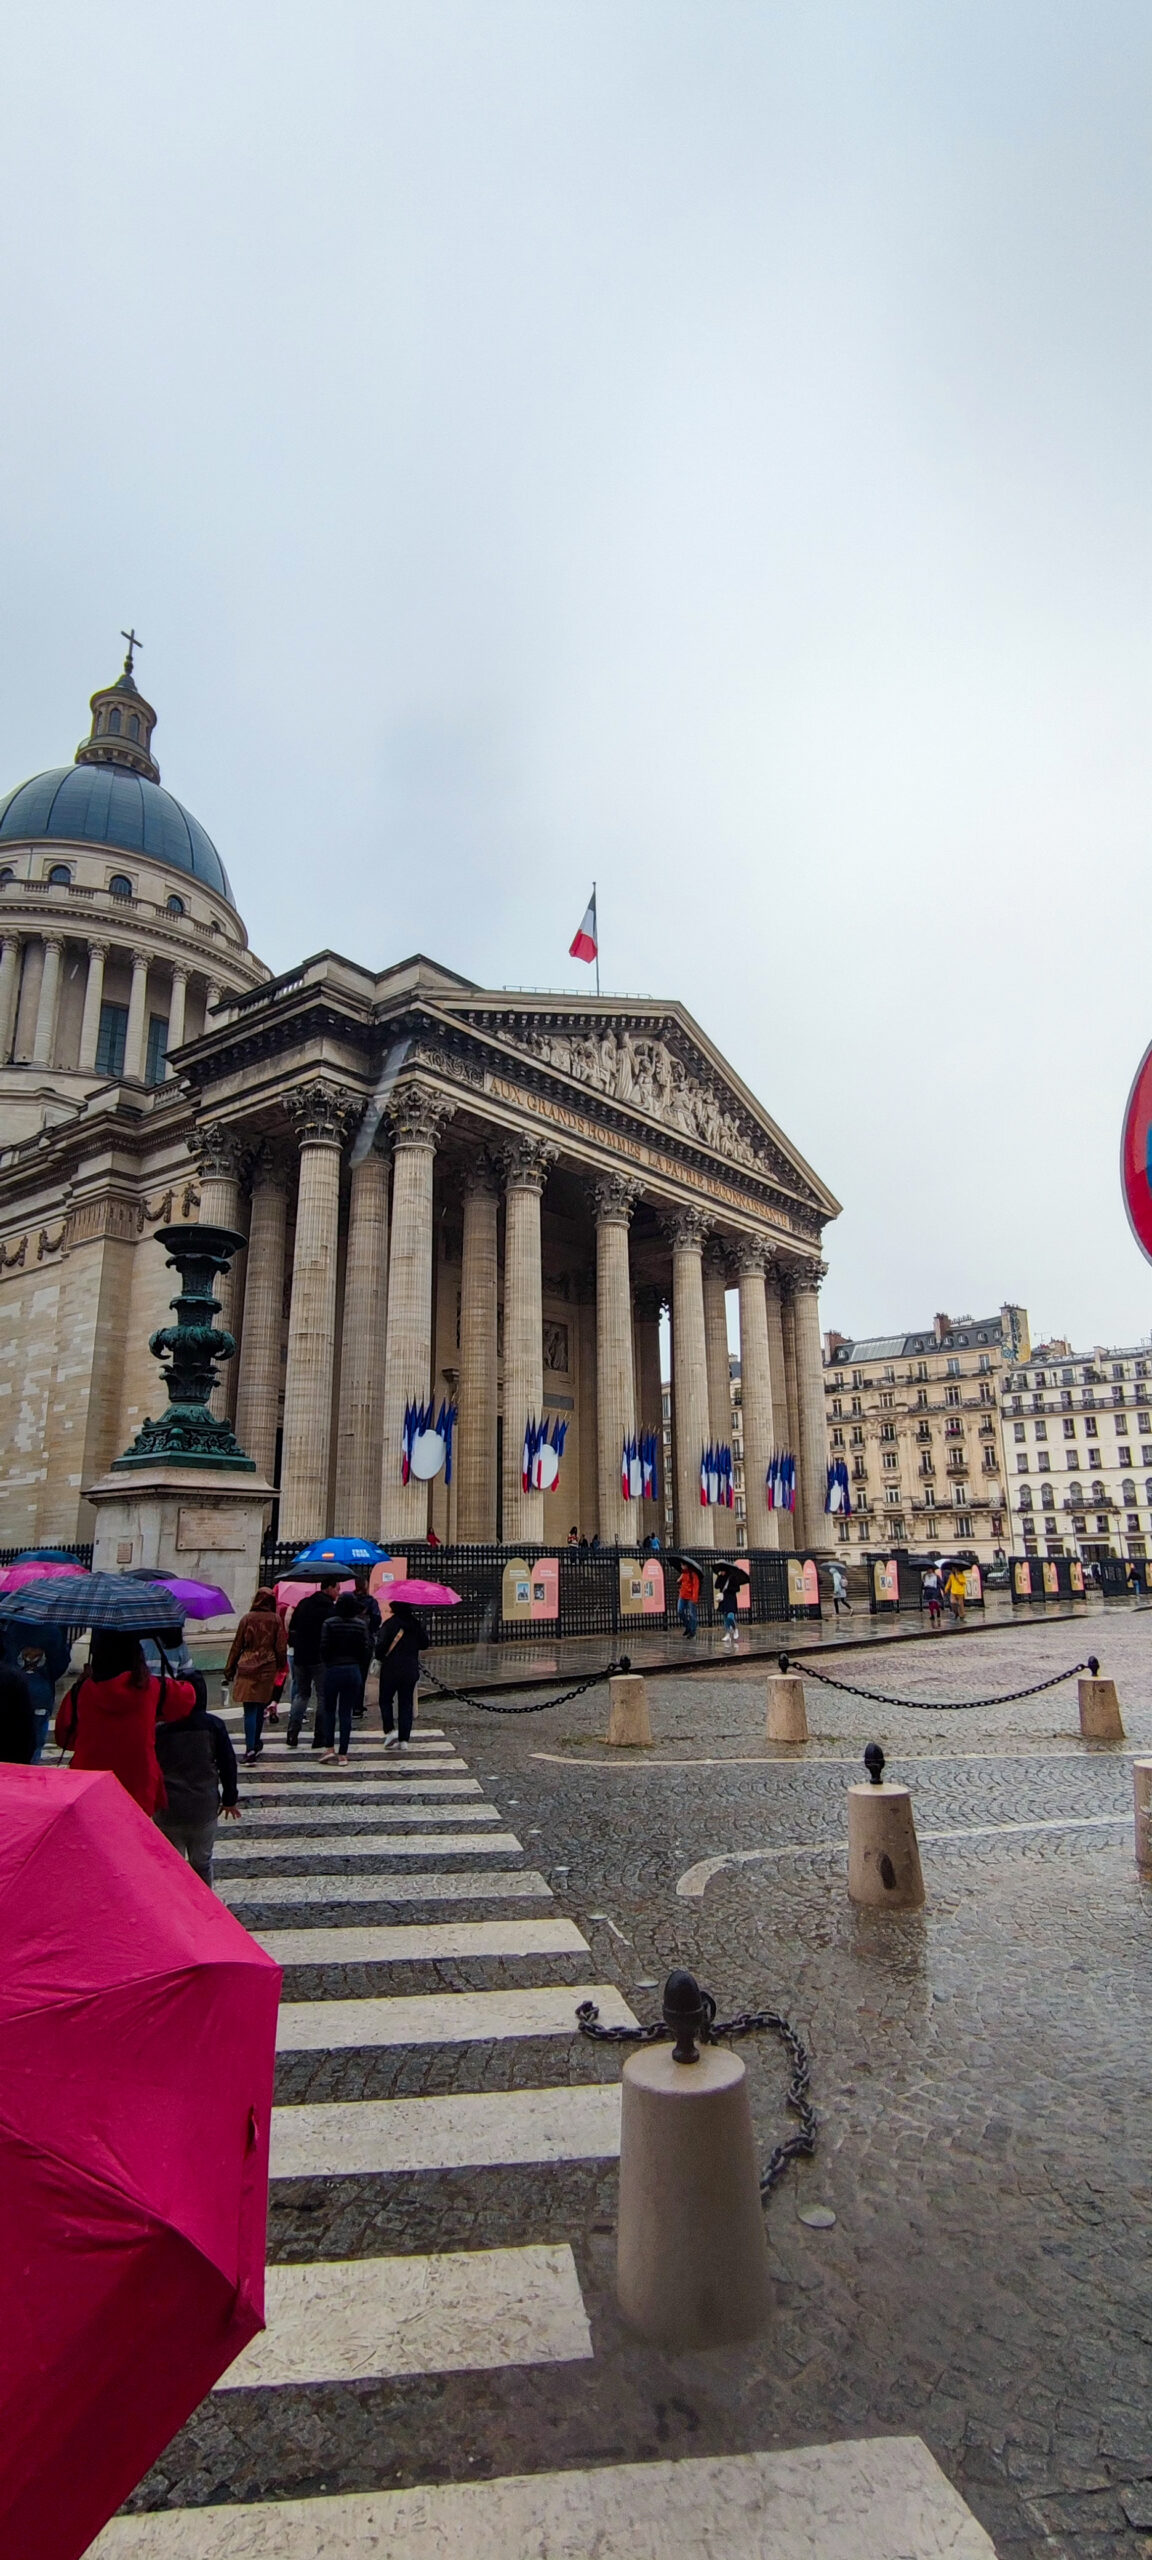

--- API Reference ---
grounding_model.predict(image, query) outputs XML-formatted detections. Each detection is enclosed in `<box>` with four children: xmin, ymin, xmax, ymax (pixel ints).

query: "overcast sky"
<box><xmin>2</xmin><ymin>3</ymin><xmax>1150</xmax><ymax>1351</ymax></box>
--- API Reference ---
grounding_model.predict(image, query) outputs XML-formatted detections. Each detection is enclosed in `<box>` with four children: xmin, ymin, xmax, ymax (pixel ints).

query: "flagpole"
<box><xmin>593</xmin><ymin>879</ymin><xmax>599</xmax><ymax>997</ymax></box>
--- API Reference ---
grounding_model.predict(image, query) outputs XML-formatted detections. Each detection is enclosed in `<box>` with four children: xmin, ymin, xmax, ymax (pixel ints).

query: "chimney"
<box><xmin>933</xmin><ymin>1313</ymin><xmax>951</xmax><ymax>1345</ymax></box>
<box><xmin>823</xmin><ymin>1330</ymin><xmax>848</xmax><ymax>1361</ymax></box>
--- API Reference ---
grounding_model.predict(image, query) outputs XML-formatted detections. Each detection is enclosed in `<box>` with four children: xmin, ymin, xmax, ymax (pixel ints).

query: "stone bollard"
<box><xmin>847</xmin><ymin>1745</ymin><xmax>925</xmax><ymax>1910</ymax></box>
<box><xmin>1078</xmin><ymin>1656</ymin><xmax>1125</xmax><ymax>1741</ymax></box>
<box><xmin>766</xmin><ymin>1670</ymin><xmax>808</xmax><ymax>1743</ymax></box>
<box><xmin>1133</xmin><ymin>1761</ymin><xmax>1152</xmax><ymax>1872</ymax></box>
<box><xmin>616</xmin><ymin>1972</ymin><xmax>772</xmax><ymax>2349</ymax></box>
<box><xmin>607</xmin><ymin>1673</ymin><xmax>653</xmax><ymax>1748</ymax></box>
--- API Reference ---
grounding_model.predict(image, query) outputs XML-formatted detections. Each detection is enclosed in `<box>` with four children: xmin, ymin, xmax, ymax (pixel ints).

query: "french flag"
<box><xmin>569</xmin><ymin>889</ymin><xmax>598</xmax><ymax>964</ymax></box>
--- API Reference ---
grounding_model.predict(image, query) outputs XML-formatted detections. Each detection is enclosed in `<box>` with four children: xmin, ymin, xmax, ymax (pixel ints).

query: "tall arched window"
<box><xmin>109</xmin><ymin>875</ymin><xmax>133</xmax><ymax>899</ymax></box>
<box><xmin>128</xmin><ymin>713</ymin><xmax>140</xmax><ymax>741</ymax></box>
<box><xmin>1041</xmin><ymin>1485</ymin><xmax>1055</xmax><ymax>1509</ymax></box>
<box><xmin>107</xmin><ymin>707</ymin><xmax>121</xmax><ymax>735</ymax></box>
<box><xmin>1091</xmin><ymin>1481</ymin><xmax>1106</xmax><ymax>1503</ymax></box>
<box><xmin>1069</xmin><ymin>1482</ymin><xmax>1083</xmax><ymax>1501</ymax></box>
<box><xmin>1122</xmin><ymin>1478</ymin><xmax>1136</xmax><ymax>1504</ymax></box>
<box><xmin>1019</xmin><ymin>1486</ymin><xmax>1033</xmax><ymax>1509</ymax></box>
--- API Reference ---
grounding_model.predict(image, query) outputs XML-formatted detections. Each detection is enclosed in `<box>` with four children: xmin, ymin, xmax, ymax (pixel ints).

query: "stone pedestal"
<box><xmin>85</xmin><ymin>1465</ymin><xmax>275</xmax><ymax>1626</ymax></box>
<box><xmin>1078</xmin><ymin>1675</ymin><xmax>1125</xmax><ymax>1741</ymax></box>
<box><xmin>616</xmin><ymin>2042</ymin><xmax>772</xmax><ymax>2348</ymax></box>
<box><xmin>766</xmin><ymin>1673</ymin><xmax>808</xmax><ymax>1742</ymax></box>
<box><xmin>607</xmin><ymin>1673</ymin><xmax>653</xmax><ymax>1747</ymax></box>
<box><xmin>847</xmin><ymin>1782</ymin><xmax>925</xmax><ymax>1909</ymax></box>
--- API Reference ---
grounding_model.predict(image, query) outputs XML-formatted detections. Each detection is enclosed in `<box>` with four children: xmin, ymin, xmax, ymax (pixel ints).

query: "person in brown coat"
<box><xmin>225</xmin><ymin>1587</ymin><xmax>288</xmax><ymax>1761</ymax></box>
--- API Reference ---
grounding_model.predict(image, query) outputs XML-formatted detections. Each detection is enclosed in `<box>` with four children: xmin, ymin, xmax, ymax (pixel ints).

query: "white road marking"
<box><xmin>90</xmin><ymin>2435</ymin><xmax>996</xmax><ymax>2555</ymax></box>
<box><xmin>270</xmin><ymin>2082</ymin><xmax>622</xmax><ymax>2177</ymax></box>
<box><xmin>214</xmin><ymin>2245</ymin><xmax>592</xmax><ymax>2388</ymax></box>
<box><xmin>276</xmin><ymin>1982</ymin><xmax>637</xmax><ymax>2050</ymax></box>
<box><xmin>214</xmin><ymin>1832</ymin><xmax>523</xmax><ymax>1861</ymax></box>
<box><xmin>241</xmin><ymin>1803</ymin><xmax>498</xmax><ymax>1826</ymax></box>
<box><xmin>220</xmin><ymin>1870</ymin><xmax>552</xmax><ymax>1908</ymax></box>
<box><xmin>256</xmin><ymin>1917</ymin><xmax>591</xmax><ymax>1965</ymax></box>
<box><xmin>677</xmin><ymin>1812</ymin><xmax>1130</xmax><ymax>1897</ymax></box>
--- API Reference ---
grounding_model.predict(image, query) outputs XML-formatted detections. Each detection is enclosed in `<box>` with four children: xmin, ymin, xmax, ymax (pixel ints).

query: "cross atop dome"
<box><xmin>75</xmin><ymin>636</ymin><xmax>160</xmax><ymax>783</ymax></box>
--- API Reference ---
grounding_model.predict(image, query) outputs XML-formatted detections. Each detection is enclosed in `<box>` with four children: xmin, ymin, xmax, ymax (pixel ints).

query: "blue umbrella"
<box><xmin>16</xmin><ymin>1547</ymin><xmax>83</xmax><ymax>1564</ymax></box>
<box><xmin>286</xmin><ymin>1538</ymin><xmax>390</xmax><ymax>1574</ymax></box>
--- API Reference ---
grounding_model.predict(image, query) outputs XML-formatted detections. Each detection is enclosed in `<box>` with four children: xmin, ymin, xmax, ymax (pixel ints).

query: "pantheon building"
<box><xmin>0</xmin><ymin>651</ymin><xmax>839</xmax><ymax>1557</ymax></box>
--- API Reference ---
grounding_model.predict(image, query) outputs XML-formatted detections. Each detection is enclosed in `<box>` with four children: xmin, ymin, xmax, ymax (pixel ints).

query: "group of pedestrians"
<box><xmin>225</xmin><ymin>1576</ymin><xmax>429</xmax><ymax>1768</ymax></box>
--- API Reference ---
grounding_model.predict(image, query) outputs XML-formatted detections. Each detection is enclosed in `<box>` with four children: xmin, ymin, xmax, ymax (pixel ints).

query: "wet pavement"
<box><xmin>111</xmin><ymin>1606</ymin><xmax>1152</xmax><ymax>2556</ymax></box>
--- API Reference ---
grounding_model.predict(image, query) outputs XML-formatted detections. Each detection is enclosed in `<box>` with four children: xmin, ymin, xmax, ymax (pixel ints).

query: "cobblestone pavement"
<box><xmin>110</xmin><ymin>1609</ymin><xmax>1152</xmax><ymax>2556</ymax></box>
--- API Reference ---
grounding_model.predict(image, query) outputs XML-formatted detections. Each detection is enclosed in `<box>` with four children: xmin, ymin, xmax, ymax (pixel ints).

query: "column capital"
<box><xmin>286</xmin><ymin>1080</ymin><xmax>360</xmax><ymax>1150</ymax></box>
<box><xmin>389</xmin><ymin>1079</ymin><xmax>457</xmax><ymax>1151</ymax></box>
<box><xmin>130</xmin><ymin>947</ymin><xmax>150</xmax><ymax>974</ymax></box>
<box><xmin>40</xmin><ymin>932</ymin><xmax>65</xmax><ymax>956</ymax></box>
<box><xmin>791</xmin><ymin>1259</ymin><xmax>828</xmax><ymax>1295</ymax></box>
<box><xmin>85</xmin><ymin>935</ymin><xmax>111</xmax><ymax>959</ymax></box>
<box><xmin>169</xmin><ymin>959</ymin><xmax>190</xmax><ymax>986</ymax></box>
<box><xmin>662</xmin><ymin>1205</ymin><xmax>711</xmax><ymax>1255</ymax></box>
<box><xmin>462</xmin><ymin>1150</ymin><xmax>501</xmax><ymax>1200</ymax></box>
<box><xmin>633</xmin><ymin>1282</ymin><xmax>666</xmax><ymax>1323</ymax></box>
<box><xmin>0</xmin><ymin>930</ymin><xmax>21</xmax><ymax>955</ymax></box>
<box><xmin>501</xmin><ymin>1134</ymin><xmax>557</xmax><ymax>1193</ymax></box>
<box><xmin>190</xmin><ymin>1119</ymin><xmax>250</xmax><ymax>1184</ymax></box>
<box><xmin>590</xmin><ymin>1172</ymin><xmax>642</xmax><ymax>1225</ymax></box>
<box><xmin>734</xmin><ymin>1233</ymin><xmax>772</xmax><ymax>1277</ymax></box>
<box><xmin>249</xmin><ymin>1137</ymin><xmax>295</xmax><ymax>1193</ymax></box>
<box><xmin>704</xmin><ymin>1235</ymin><xmax>736</xmax><ymax>1281</ymax></box>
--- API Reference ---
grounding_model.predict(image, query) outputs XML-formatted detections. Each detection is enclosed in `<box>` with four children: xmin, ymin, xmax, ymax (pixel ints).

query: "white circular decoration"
<box><xmin>410</xmin><ymin>1429</ymin><xmax>447</xmax><ymax>1480</ymax></box>
<box><xmin>535</xmin><ymin>1444</ymin><xmax>560</xmax><ymax>1491</ymax></box>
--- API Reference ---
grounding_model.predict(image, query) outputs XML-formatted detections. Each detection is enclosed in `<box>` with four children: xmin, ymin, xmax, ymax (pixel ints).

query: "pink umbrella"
<box><xmin>380</xmin><ymin>1579</ymin><xmax>461</xmax><ymax>1606</ymax></box>
<box><xmin>0</xmin><ymin>1562</ymin><xmax>85</xmax><ymax>1593</ymax></box>
<box><xmin>0</xmin><ymin>1765</ymin><xmax>280</xmax><ymax>2558</ymax></box>
<box><xmin>274</xmin><ymin>1577</ymin><xmax>353</xmax><ymax>1628</ymax></box>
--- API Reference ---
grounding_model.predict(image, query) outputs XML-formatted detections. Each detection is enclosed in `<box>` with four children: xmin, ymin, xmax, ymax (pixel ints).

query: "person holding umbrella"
<box><xmin>284</xmin><ymin>1583</ymin><xmax>337</xmax><ymax>1748</ymax></box>
<box><xmin>318</xmin><ymin>1594</ymin><xmax>374</xmax><ymax>1765</ymax></box>
<box><xmin>374</xmin><ymin>1600</ymin><xmax>429</xmax><ymax>1751</ymax></box>
<box><xmin>224</xmin><ymin>1588</ymin><xmax>288</xmax><ymax>1762</ymax></box>
<box><xmin>56</xmin><ymin>1633</ymin><xmax>197</xmax><ymax>1816</ymax></box>
<box><xmin>154</xmin><ymin>1677</ymin><xmax>241</xmax><ymax>1887</ymax></box>
<box><xmin>713</xmin><ymin>1558</ymin><xmax>747</xmax><ymax>1645</ymax></box>
<box><xmin>676</xmin><ymin>1559</ymin><xmax>701</xmax><ymax>1640</ymax></box>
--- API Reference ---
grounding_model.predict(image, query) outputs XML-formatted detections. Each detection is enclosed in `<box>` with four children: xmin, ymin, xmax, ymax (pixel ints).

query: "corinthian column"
<box><xmin>77</xmin><ymin>938</ymin><xmax>109</xmax><ymax>1072</ymax></box>
<box><xmin>665</xmin><ymin>1207</ymin><xmax>714</xmax><ymax>1548</ymax></box>
<box><xmin>31</xmin><ymin>935</ymin><xmax>64</xmax><ymax>1068</ymax></box>
<box><xmin>633</xmin><ymin>1283</ymin><xmax>665</xmax><ymax>1536</ymax></box>
<box><xmin>334</xmin><ymin>1143</ymin><xmax>390</xmax><ymax>1532</ymax></box>
<box><xmin>0</xmin><ymin>935</ymin><xmax>21</xmax><ymax>1064</ymax></box>
<box><xmin>456</xmin><ymin>1158</ymin><xmax>500</xmax><ymax>1541</ymax></box>
<box><xmin>791</xmin><ymin>1266</ymin><xmax>831</xmax><ymax>1552</ymax></box>
<box><xmin>736</xmin><ymin>1239</ymin><xmax>777</xmax><ymax>1551</ymax></box>
<box><xmin>167</xmin><ymin>965</ymin><xmax>189</xmax><ymax>1065</ymax></box>
<box><xmin>501</xmin><ymin>1137</ymin><xmax>556</xmax><ymax>1544</ymax></box>
<box><xmin>279</xmin><ymin>1083</ymin><xmax>357</xmax><ymax>1542</ymax></box>
<box><xmin>379</xmin><ymin>1082</ymin><xmax>457</xmax><ymax>1539</ymax></box>
<box><xmin>764</xmin><ymin>1266</ymin><xmax>794</xmax><ymax>1551</ymax></box>
<box><xmin>234</xmin><ymin>1144</ymin><xmax>292</xmax><ymax>1484</ymax></box>
<box><xmin>124</xmin><ymin>951</ymin><xmax>149</xmax><ymax>1081</ymax></box>
<box><xmin>591</xmin><ymin>1175</ymin><xmax>640</xmax><ymax>1545</ymax></box>
<box><xmin>191</xmin><ymin>1121</ymin><xmax>249</xmax><ymax>1417</ymax></box>
<box><xmin>703</xmin><ymin>1239</ymin><xmax>736</xmax><ymax>1547</ymax></box>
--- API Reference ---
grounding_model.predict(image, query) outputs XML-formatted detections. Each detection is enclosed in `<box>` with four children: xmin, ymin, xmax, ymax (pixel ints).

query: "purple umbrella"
<box><xmin>123</xmin><ymin>1570</ymin><xmax>235</xmax><ymax>1619</ymax></box>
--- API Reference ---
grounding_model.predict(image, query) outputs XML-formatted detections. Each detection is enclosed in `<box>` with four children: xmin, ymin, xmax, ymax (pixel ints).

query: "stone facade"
<box><xmin>1002</xmin><ymin>1337</ymin><xmax>1152</xmax><ymax>1565</ymax></box>
<box><xmin>0</xmin><ymin>670</ymin><xmax>840</xmax><ymax>1551</ymax></box>
<box><xmin>823</xmin><ymin>1306</ymin><xmax>1029</xmax><ymax>1562</ymax></box>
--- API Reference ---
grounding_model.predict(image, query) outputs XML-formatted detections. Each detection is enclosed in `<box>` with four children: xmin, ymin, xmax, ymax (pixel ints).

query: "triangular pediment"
<box><xmin>428</xmin><ymin>991</ymin><xmax>839</xmax><ymax>1222</ymax></box>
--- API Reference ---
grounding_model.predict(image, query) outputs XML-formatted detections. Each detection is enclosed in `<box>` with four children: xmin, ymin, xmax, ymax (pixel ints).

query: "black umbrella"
<box><xmin>663</xmin><ymin>1551</ymin><xmax>711</xmax><ymax>1574</ymax></box>
<box><xmin>0</xmin><ymin>1574</ymin><xmax>185</xmax><ymax>1634</ymax></box>
<box><xmin>712</xmin><ymin>1561</ymin><xmax>750</xmax><ymax>1586</ymax></box>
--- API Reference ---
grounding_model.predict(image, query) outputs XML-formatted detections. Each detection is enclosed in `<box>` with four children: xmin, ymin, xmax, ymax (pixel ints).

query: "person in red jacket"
<box><xmin>55</xmin><ymin>1631</ymin><xmax>196</xmax><ymax>1817</ymax></box>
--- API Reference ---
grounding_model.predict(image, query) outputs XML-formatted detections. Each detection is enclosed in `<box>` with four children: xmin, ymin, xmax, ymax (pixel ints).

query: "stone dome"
<box><xmin>0</xmin><ymin>763</ymin><xmax>234</xmax><ymax>904</ymax></box>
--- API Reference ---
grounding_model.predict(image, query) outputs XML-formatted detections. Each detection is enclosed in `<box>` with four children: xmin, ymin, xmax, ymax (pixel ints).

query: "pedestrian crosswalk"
<box><xmin>91</xmin><ymin>1711</ymin><xmax>997</xmax><ymax>2557</ymax></box>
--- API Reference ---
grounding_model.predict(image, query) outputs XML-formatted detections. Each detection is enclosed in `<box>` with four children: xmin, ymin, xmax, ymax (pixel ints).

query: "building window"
<box><xmin>1041</xmin><ymin>1486</ymin><xmax>1055</xmax><ymax>1510</ymax></box>
<box><xmin>46</xmin><ymin>863</ymin><xmax>71</xmax><ymax>886</ymax></box>
<box><xmin>1096</xmin><ymin>1517</ymin><xmax>1110</xmax><ymax>1534</ymax></box>
<box><xmin>916</xmin><ymin>1388</ymin><xmax>928</xmax><ymax>1409</ymax></box>
<box><xmin>1067</xmin><ymin>1450</ymin><xmax>1079</xmax><ymax>1468</ymax></box>
<box><xmin>1128</xmin><ymin>1513</ymin><xmax>1141</xmax><ymax>1533</ymax></box>
<box><xmin>880</xmin><ymin>1422</ymin><xmax>896</xmax><ymax>1442</ymax></box>
<box><xmin>1014</xmin><ymin>1422</ymin><xmax>1026</xmax><ymax>1441</ymax></box>
<box><xmin>1034</xmin><ymin>1420</ymin><xmax>1047</xmax><ymax>1439</ymax></box>
<box><xmin>831</xmin><ymin>1427</ymin><xmax>844</xmax><ymax>1448</ymax></box>
<box><xmin>94</xmin><ymin>1001</ymin><xmax>128</xmax><ymax>1079</ymax></box>
<box><xmin>851</xmin><ymin>1427</ymin><xmax>863</xmax><ymax>1447</ymax></box>
<box><xmin>128</xmin><ymin>713</ymin><xmax>140</xmax><ymax>741</ymax></box>
<box><xmin>1085</xmin><ymin>1417</ymin><xmax>1098</xmax><ymax>1437</ymax></box>
<box><xmin>1037</xmin><ymin>1454</ymin><xmax>1051</xmax><ymax>1472</ymax></box>
<box><xmin>109</xmin><ymin>874</ymin><xmax>133</xmax><ymax>898</ymax></box>
<box><xmin>882</xmin><ymin>1451</ymin><xmax>898</xmax><ymax>1470</ymax></box>
<box><xmin>1063</xmin><ymin>1418</ymin><xmax>1076</xmax><ymax>1436</ymax></box>
<box><xmin>1019</xmin><ymin>1488</ymin><xmax>1033</xmax><ymax>1509</ymax></box>
<box><xmin>0</xmin><ymin>866</ymin><xmax>13</xmax><ymax>884</ymax></box>
<box><xmin>884</xmin><ymin>1488</ymin><xmax>901</xmax><ymax>1507</ymax></box>
<box><xmin>107</xmin><ymin>706</ymin><xmax>122</xmax><ymax>734</ymax></box>
<box><xmin>957</xmin><ymin>1515</ymin><xmax>973</xmax><ymax>1537</ymax></box>
<box><xmin>852</xmin><ymin>1372</ymin><xmax>863</xmax><ymax>1389</ymax></box>
<box><xmin>166</xmin><ymin>893</ymin><xmax>186</xmax><ymax>916</ymax></box>
<box><xmin>1017</xmin><ymin>1454</ymin><xmax>1029</xmax><ymax>1471</ymax></box>
<box><xmin>979</xmin><ymin>1382</ymin><xmax>993</xmax><ymax>1404</ymax></box>
<box><xmin>946</xmin><ymin>1358</ymin><xmax>960</xmax><ymax>1377</ymax></box>
<box><xmin>1122</xmin><ymin>1479</ymin><xmax>1137</xmax><ymax>1504</ymax></box>
<box><xmin>1091</xmin><ymin>1482</ymin><xmax>1106</xmax><ymax>1503</ymax></box>
<box><xmin>851</xmin><ymin>1397</ymin><xmax>862</xmax><ymax>1416</ymax></box>
<box><xmin>916</xmin><ymin>1362</ymin><xmax>928</xmax><ymax>1381</ymax></box>
<box><xmin>880</xmin><ymin>1391</ymin><xmax>894</xmax><ymax>1409</ymax></box>
<box><xmin>883</xmin><ymin>1367</ymin><xmax>895</xmax><ymax>1384</ymax></box>
<box><xmin>1068</xmin><ymin>1482</ymin><xmax>1083</xmax><ymax>1500</ymax></box>
<box><xmin>145</xmin><ymin>1014</ymin><xmax>169</xmax><ymax>1086</ymax></box>
<box><xmin>1119</xmin><ymin>1446</ymin><xmax>1133</xmax><ymax>1467</ymax></box>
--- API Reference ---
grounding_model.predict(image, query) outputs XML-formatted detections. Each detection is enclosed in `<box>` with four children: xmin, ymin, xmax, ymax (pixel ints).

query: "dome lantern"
<box><xmin>74</xmin><ymin>628</ymin><xmax>160</xmax><ymax>785</ymax></box>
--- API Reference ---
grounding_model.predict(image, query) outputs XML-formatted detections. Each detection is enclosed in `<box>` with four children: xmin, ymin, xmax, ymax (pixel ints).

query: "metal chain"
<box><xmin>788</xmin><ymin>1654</ymin><xmax>1093</xmax><ymax>1714</ymax></box>
<box><xmin>576</xmin><ymin>1995</ymin><xmax>817</xmax><ymax>2198</ymax></box>
<box><xmin>420</xmin><ymin>1660</ymin><xmax>622</xmax><ymax>1717</ymax></box>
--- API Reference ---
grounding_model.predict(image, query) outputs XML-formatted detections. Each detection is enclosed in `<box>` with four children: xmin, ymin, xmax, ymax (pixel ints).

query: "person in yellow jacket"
<box><xmin>944</xmin><ymin>1565</ymin><xmax>967</xmax><ymax>1623</ymax></box>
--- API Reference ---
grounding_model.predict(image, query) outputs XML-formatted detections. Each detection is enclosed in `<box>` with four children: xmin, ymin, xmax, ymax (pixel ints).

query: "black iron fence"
<box><xmin>0</xmin><ymin>1543</ymin><xmax>93</xmax><ymax>1570</ymax></box>
<box><xmin>257</xmin><ymin>1537</ymin><xmax>823</xmax><ymax>1643</ymax></box>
